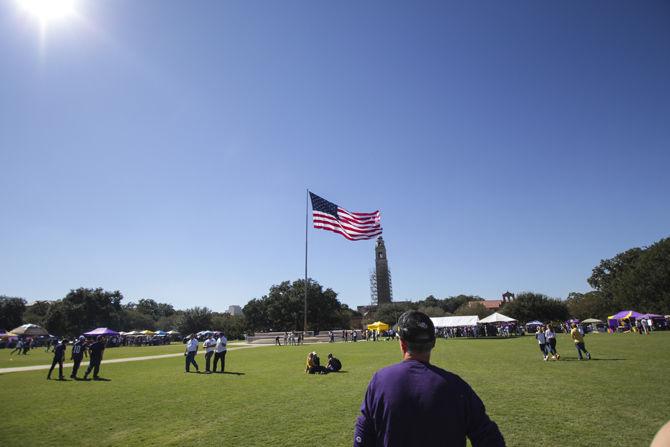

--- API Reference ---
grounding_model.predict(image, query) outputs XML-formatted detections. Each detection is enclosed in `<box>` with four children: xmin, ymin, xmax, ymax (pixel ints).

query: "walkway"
<box><xmin>0</xmin><ymin>343</ymin><xmax>270</xmax><ymax>374</ymax></box>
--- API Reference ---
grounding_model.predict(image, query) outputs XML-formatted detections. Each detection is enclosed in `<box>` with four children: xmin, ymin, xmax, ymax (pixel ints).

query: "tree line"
<box><xmin>2</xmin><ymin>236</ymin><xmax>668</xmax><ymax>335</ymax></box>
<box><xmin>0</xmin><ymin>288</ymin><xmax>246</xmax><ymax>339</ymax></box>
<box><xmin>371</xmin><ymin>237</ymin><xmax>670</xmax><ymax>324</ymax></box>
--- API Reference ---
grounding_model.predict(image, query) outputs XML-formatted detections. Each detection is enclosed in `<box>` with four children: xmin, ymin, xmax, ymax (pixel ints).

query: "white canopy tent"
<box><xmin>479</xmin><ymin>312</ymin><xmax>516</xmax><ymax>324</ymax></box>
<box><xmin>581</xmin><ymin>318</ymin><xmax>603</xmax><ymax>324</ymax></box>
<box><xmin>431</xmin><ymin>316</ymin><xmax>479</xmax><ymax>328</ymax></box>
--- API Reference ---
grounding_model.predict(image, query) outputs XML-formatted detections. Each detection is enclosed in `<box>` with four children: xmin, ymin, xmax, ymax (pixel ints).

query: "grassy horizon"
<box><xmin>1</xmin><ymin>333</ymin><xmax>668</xmax><ymax>446</ymax></box>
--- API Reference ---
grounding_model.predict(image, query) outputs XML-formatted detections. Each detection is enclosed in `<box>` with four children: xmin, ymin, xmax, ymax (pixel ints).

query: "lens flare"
<box><xmin>17</xmin><ymin>0</ymin><xmax>76</xmax><ymax>22</ymax></box>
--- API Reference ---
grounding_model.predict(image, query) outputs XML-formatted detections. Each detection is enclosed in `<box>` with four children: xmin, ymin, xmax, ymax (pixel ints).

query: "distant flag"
<box><xmin>309</xmin><ymin>192</ymin><xmax>382</xmax><ymax>241</ymax></box>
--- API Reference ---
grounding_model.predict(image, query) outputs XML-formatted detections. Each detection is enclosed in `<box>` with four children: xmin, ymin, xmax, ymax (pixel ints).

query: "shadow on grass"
<box><xmin>557</xmin><ymin>358</ymin><xmax>625</xmax><ymax>362</ymax></box>
<box><xmin>440</xmin><ymin>337</ymin><xmax>522</xmax><ymax>341</ymax></box>
<box><xmin>220</xmin><ymin>371</ymin><xmax>245</xmax><ymax>376</ymax></box>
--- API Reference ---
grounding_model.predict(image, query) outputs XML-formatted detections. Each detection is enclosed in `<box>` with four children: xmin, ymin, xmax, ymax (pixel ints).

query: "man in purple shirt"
<box><xmin>354</xmin><ymin>310</ymin><xmax>505</xmax><ymax>447</ymax></box>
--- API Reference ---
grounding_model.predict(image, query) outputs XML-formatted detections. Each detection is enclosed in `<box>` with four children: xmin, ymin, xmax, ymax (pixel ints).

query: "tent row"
<box><xmin>81</xmin><ymin>328</ymin><xmax>181</xmax><ymax>337</ymax></box>
<box><xmin>430</xmin><ymin>312</ymin><xmax>516</xmax><ymax>328</ymax></box>
<box><xmin>0</xmin><ymin>324</ymin><xmax>181</xmax><ymax>339</ymax></box>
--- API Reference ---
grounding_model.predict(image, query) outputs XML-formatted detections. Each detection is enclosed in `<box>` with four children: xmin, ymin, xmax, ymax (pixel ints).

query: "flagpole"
<box><xmin>304</xmin><ymin>189</ymin><xmax>309</xmax><ymax>333</ymax></box>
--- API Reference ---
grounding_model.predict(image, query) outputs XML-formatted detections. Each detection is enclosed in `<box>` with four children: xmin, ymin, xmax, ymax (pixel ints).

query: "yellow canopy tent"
<box><xmin>367</xmin><ymin>321</ymin><xmax>390</xmax><ymax>332</ymax></box>
<box><xmin>141</xmin><ymin>330</ymin><xmax>156</xmax><ymax>335</ymax></box>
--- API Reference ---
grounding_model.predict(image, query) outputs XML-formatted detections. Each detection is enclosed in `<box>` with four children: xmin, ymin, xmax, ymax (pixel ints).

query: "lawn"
<box><xmin>1</xmin><ymin>333</ymin><xmax>668</xmax><ymax>446</ymax></box>
<box><xmin>0</xmin><ymin>341</ymin><xmax>242</xmax><ymax>368</ymax></box>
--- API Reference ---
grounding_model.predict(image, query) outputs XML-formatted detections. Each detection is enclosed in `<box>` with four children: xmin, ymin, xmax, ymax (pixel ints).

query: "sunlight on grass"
<box><xmin>1</xmin><ymin>334</ymin><xmax>668</xmax><ymax>446</ymax></box>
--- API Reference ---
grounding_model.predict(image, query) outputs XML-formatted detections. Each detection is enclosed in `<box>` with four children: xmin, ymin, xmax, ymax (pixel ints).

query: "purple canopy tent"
<box><xmin>83</xmin><ymin>327</ymin><xmax>120</xmax><ymax>337</ymax></box>
<box><xmin>609</xmin><ymin>310</ymin><xmax>643</xmax><ymax>320</ymax></box>
<box><xmin>607</xmin><ymin>310</ymin><xmax>643</xmax><ymax>332</ymax></box>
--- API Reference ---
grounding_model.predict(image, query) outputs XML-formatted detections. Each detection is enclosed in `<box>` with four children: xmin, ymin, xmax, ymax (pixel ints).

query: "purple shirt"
<box><xmin>354</xmin><ymin>359</ymin><xmax>504</xmax><ymax>447</ymax></box>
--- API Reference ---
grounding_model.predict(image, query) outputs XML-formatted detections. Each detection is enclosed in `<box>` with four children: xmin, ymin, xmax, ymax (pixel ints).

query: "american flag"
<box><xmin>310</xmin><ymin>192</ymin><xmax>382</xmax><ymax>241</ymax></box>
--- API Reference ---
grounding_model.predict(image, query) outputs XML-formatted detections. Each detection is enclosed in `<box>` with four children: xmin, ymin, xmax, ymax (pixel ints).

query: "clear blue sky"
<box><xmin>1</xmin><ymin>1</ymin><xmax>668</xmax><ymax>312</ymax></box>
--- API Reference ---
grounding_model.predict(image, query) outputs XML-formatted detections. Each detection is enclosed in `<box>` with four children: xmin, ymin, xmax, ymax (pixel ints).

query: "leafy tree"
<box><xmin>243</xmin><ymin>298</ymin><xmax>272</xmax><ymax>332</ymax></box>
<box><xmin>42</xmin><ymin>288</ymin><xmax>124</xmax><ymax>336</ymax></box>
<box><xmin>243</xmin><ymin>279</ymin><xmax>350</xmax><ymax>332</ymax></box>
<box><xmin>156</xmin><ymin>314</ymin><xmax>181</xmax><ymax>331</ymax></box>
<box><xmin>23</xmin><ymin>300</ymin><xmax>52</xmax><ymax>327</ymax></box>
<box><xmin>44</xmin><ymin>301</ymin><xmax>69</xmax><ymax>335</ymax></box>
<box><xmin>178</xmin><ymin>307</ymin><xmax>213</xmax><ymax>335</ymax></box>
<box><xmin>565</xmin><ymin>291</ymin><xmax>614</xmax><ymax>321</ymax></box>
<box><xmin>0</xmin><ymin>296</ymin><xmax>26</xmax><ymax>330</ymax></box>
<box><xmin>587</xmin><ymin>238</ymin><xmax>670</xmax><ymax>314</ymax></box>
<box><xmin>588</xmin><ymin>248</ymin><xmax>643</xmax><ymax>291</ymax></box>
<box><xmin>417</xmin><ymin>305</ymin><xmax>446</xmax><ymax>317</ymax></box>
<box><xmin>134</xmin><ymin>299</ymin><xmax>175</xmax><ymax>320</ymax></box>
<box><xmin>122</xmin><ymin>309</ymin><xmax>156</xmax><ymax>331</ymax></box>
<box><xmin>454</xmin><ymin>301</ymin><xmax>492</xmax><ymax>319</ymax></box>
<box><xmin>500</xmin><ymin>292</ymin><xmax>569</xmax><ymax>323</ymax></box>
<box><xmin>211</xmin><ymin>313</ymin><xmax>247</xmax><ymax>340</ymax></box>
<box><xmin>441</xmin><ymin>295</ymin><xmax>483</xmax><ymax>314</ymax></box>
<box><xmin>372</xmin><ymin>302</ymin><xmax>413</xmax><ymax>326</ymax></box>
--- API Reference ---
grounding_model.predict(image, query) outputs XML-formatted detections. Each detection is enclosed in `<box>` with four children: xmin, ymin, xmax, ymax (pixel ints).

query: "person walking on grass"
<box><xmin>570</xmin><ymin>323</ymin><xmax>591</xmax><ymax>360</ymax></box>
<box><xmin>535</xmin><ymin>326</ymin><xmax>548</xmax><ymax>361</ymax></box>
<box><xmin>213</xmin><ymin>331</ymin><xmax>227</xmax><ymax>373</ymax></box>
<box><xmin>70</xmin><ymin>336</ymin><xmax>88</xmax><ymax>379</ymax></box>
<box><xmin>544</xmin><ymin>325</ymin><xmax>560</xmax><ymax>360</ymax></box>
<box><xmin>84</xmin><ymin>336</ymin><xmax>106</xmax><ymax>380</ymax></box>
<box><xmin>10</xmin><ymin>338</ymin><xmax>24</xmax><ymax>356</ymax></box>
<box><xmin>203</xmin><ymin>334</ymin><xmax>216</xmax><ymax>373</ymax></box>
<box><xmin>47</xmin><ymin>339</ymin><xmax>67</xmax><ymax>380</ymax></box>
<box><xmin>184</xmin><ymin>334</ymin><xmax>200</xmax><ymax>373</ymax></box>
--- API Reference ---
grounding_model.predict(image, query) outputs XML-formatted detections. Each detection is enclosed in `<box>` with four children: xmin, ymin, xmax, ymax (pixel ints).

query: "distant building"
<box><xmin>227</xmin><ymin>305</ymin><xmax>243</xmax><ymax>316</ymax></box>
<box><xmin>477</xmin><ymin>300</ymin><xmax>504</xmax><ymax>311</ymax></box>
<box><xmin>370</xmin><ymin>236</ymin><xmax>392</xmax><ymax>305</ymax></box>
<box><xmin>469</xmin><ymin>291</ymin><xmax>515</xmax><ymax>312</ymax></box>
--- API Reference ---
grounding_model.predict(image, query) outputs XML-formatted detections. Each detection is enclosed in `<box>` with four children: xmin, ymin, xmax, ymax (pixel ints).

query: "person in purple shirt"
<box><xmin>47</xmin><ymin>339</ymin><xmax>68</xmax><ymax>380</ymax></box>
<box><xmin>354</xmin><ymin>310</ymin><xmax>505</xmax><ymax>447</ymax></box>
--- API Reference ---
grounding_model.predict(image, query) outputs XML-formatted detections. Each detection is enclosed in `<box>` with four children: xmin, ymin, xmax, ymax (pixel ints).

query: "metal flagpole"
<box><xmin>304</xmin><ymin>189</ymin><xmax>309</xmax><ymax>332</ymax></box>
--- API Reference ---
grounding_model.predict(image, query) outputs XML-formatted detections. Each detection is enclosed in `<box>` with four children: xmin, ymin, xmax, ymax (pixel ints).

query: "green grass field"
<box><xmin>1</xmin><ymin>333</ymin><xmax>668</xmax><ymax>446</ymax></box>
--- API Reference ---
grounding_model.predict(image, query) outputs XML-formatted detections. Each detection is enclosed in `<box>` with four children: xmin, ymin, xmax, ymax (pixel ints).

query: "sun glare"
<box><xmin>18</xmin><ymin>0</ymin><xmax>76</xmax><ymax>22</ymax></box>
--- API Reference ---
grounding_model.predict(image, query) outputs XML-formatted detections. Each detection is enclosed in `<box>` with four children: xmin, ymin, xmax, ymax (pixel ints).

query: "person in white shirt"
<box><xmin>203</xmin><ymin>335</ymin><xmax>217</xmax><ymax>373</ymax></box>
<box><xmin>544</xmin><ymin>325</ymin><xmax>560</xmax><ymax>360</ymax></box>
<box><xmin>184</xmin><ymin>334</ymin><xmax>200</xmax><ymax>373</ymax></box>
<box><xmin>535</xmin><ymin>326</ymin><xmax>548</xmax><ymax>361</ymax></box>
<box><xmin>214</xmin><ymin>332</ymin><xmax>228</xmax><ymax>373</ymax></box>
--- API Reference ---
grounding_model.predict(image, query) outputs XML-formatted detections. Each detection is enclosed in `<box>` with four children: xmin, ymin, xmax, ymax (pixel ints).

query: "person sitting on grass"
<box><xmin>305</xmin><ymin>351</ymin><xmax>326</xmax><ymax>374</ymax></box>
<box><xmin>326</xmin><ymin>353</ymin><xmax>342</xmax><ymax>373</ymax></box>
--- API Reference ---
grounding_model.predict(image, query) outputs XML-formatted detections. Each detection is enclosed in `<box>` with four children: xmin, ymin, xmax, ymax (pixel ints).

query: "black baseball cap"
<box><xmin>397</xmin><ymin>310</ymin><xmax>436</xmax><ymax>343</ymax></box>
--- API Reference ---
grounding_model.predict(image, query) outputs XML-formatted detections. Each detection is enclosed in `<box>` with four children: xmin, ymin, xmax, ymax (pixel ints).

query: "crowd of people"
<box><xmin>275</xmin><ymin>331</ymin><xmax>303</xmax><ymax>346</ymax></box>
<box><xmin>534</xmin><ymin>323</ymin><xmax>593</xmax><ymax>361</ymax></box>
<box><xmin>12</xmin><ymin>310</ymin><xmax>670</xmax><ymax>445</ymax></box>
<box><xmin>436</xmin><ymin>323</ymin><xmax>520</xmax><ymax>339</ymax></box>
<box><xmin>183</xmin><ymin>332</ymin><xmax>227</xmax><ymax>373</ymax></box>
<box><xmin>46</xmin><ymin>335</ymin><xmax>107</xmax><ymax>380</ymax></box>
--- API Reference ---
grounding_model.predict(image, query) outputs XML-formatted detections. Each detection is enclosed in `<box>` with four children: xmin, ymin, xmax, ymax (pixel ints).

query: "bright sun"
<box><xmin>17</xmin><ymin>0</ymin><xmax>76</xmax><ymax>22</ymax></box>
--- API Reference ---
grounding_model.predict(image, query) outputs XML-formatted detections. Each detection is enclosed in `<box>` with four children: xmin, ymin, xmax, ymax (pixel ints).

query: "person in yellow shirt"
<box><xmin>570</xmin><ymin>323</ymin><xmax>591</xmax><ymax>360</ymax></box>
